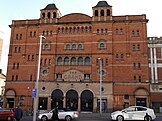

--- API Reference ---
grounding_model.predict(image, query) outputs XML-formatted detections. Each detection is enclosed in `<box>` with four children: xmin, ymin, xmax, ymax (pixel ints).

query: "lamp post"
<box><xmin>98</xmin><ymin>58</ymin><xmax>102</xmax><ymax>114</ymax></box>
<box><xmin>33</xmin><ymin>35</ymin><xmax>46</xmax><ymax>121</ymax></box>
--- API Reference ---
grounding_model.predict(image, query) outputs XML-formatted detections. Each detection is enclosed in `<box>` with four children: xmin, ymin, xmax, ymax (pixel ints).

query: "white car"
<box><xmin>38</xmin><ymin>109</ymin><xmax>78</xmax><ymax>121</ymax></box>
<box><xmin>111</xmin><ymin>106</ymin><xmax>156</xmax><ymax>121</ymax></box>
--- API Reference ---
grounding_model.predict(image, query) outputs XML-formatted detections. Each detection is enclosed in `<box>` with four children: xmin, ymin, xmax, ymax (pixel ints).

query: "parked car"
<box><xmin>38</xmin><ymin>108</ymin><xmax>78</xmax><ymax>121</ymax></box>
<box><xmin>111</xmin><ymin>106</ymin><xmax>156</xmax><ymax>121</ymax></box>
<box><xmin>0</xmin><ymin>109</ymin><xmax>14</xmax><ymax>121</ymax></box>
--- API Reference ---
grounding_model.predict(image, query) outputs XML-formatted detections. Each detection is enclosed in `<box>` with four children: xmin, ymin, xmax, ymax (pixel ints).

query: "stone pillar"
<box><xmin>78</xmin><ymin>97</ymin><xmax>81</xmax><ymax>112</ymax></box>
<box><xmin>63</xmin><ymin>96</ymin><xmax>66</xmax><ymax>108</ymax></box>
<box><xmin>93</xmin><ymin>97</ymin><xmax>97</xmax><ymax>112</ymax></box>
<box><xmin>48</xmin><ymin>96</ymin><xmax>51</xmax><ymax>110</ymax></box>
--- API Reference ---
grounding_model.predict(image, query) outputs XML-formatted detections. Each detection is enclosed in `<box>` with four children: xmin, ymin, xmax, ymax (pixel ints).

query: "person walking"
<box><xmin>51</xmin><ymin>105</ymin><xmax>58</xmax><ymax>121</ymax></box>
<box><xmin>14</xmin><ymin>105</ymin><xmax>23</xmax><ymax>121</ymax></box>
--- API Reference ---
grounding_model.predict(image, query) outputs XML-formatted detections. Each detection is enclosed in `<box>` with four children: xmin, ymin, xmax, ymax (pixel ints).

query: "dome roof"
<box><xmin>93</xmin><ymin>1</ymin><xmax>111</xmax><ymax>8</ymax></box>
<box><xmin>42</xmin><ymin>3</ymin><xmax>58</xmax><ymax>10</ymax></box>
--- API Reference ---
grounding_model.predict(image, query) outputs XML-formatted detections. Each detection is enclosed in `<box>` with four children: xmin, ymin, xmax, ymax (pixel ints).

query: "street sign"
<box><xmin>32</xmin><ymin>88</ymin><xmax>37</xmax><ymax>98</ymax></box>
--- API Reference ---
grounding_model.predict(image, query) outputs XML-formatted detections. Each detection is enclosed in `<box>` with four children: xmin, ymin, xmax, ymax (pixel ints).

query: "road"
<box><xmin>21</xmin><ymin>113</ymin><xmax>162</xmax><ymax>121</ymax></box>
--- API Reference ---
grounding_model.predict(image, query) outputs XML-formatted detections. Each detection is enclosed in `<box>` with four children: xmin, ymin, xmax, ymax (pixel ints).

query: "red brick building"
<box><xmin>4</xmin><ymin>1</ymin><xmax>150</xmax><ymax>112</ymax></box>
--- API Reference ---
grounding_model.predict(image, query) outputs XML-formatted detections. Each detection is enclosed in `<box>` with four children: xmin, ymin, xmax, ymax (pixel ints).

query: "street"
<box><xmin>21</xmin><ymin>113</ymin><xmax>162</xmax><ymax>121</ymax></box>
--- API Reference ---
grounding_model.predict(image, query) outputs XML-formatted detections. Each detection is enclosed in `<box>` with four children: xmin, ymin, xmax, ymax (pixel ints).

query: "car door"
<box><xmin>123</xmin><ymin>107</ymin><xmax>137</xmax><ymax>120</ymax></box>
<box><xmin>134</xmin><ymin>107</ymin><xmax>146</xmax><ymax>120</ymax></box>
<box><xmin>58</xmin><ymin>109</ymin><xmax>66</xmax><ymax>119</ymax></box>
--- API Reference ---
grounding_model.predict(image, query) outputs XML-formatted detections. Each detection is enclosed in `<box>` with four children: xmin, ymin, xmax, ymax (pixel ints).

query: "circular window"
<box><xmin>42</xmin><ymin>87</ymin><xmax>46</xmax><ymax>90</ymax></box>
<box><xmin>42</xmin><ymin>69</ymin><xmax>49</xmax><ymax>76</ymax></box>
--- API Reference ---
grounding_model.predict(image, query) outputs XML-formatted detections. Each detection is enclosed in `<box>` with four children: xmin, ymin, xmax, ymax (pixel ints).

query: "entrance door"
<box><xmin>81</xmin><ymin>90</ymin><xmax>93</xmax><ymax>112</ymax></box>
<box><xmin>51</xmin><ymin>89</ymin><xmax>63</xmax><ymax>109</ymax></box>
<box><xmin>6</xmin><ymin>98</ymin><xmax>14</xmax><ymax>108</ymax></box>
<box><xmin>66</xmin><ymin>90</ymin><xmax>78</xmax><ymax>111</ymax></box>
<box><xmin>136</xmin><ymin>98</ymin><xmax>146</xmax><ymax>107</ymax></box>
<box><xmin>97</xmin><ymin>99</ymin><xmax>107</xmax><ymax>112</ymax></box>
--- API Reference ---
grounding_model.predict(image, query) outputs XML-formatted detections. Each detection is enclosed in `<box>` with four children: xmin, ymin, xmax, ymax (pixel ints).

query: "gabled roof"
<box><xmin>93</xmin><ymin>1</ymin><xmax>111</xmax><ymax>8</ymax></box>
<box><xmin>42</xmin><ymin>3</ymin><xmax>58</xmax><ymax>10</ymax></box>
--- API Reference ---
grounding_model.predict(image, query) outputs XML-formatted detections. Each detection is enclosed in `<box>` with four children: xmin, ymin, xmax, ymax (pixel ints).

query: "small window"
<box><xmin>138</xmin><ymin>63</ymin><xmax>141</xmax><ymax>68</ymax></box>
<box><xmin>53</xmin><ymin>12</ymin><xmax>56</xmax><ymax>18</ymax></box>
<box><xmin>134</xmin><ymin>76</ymin><xmax>136</xmax><ymax>81</ymax></box>
<box><xmin>56</xmin><ymin>73</ymin><xmax>62</xmax><ymax>79</ymax></box>
<box><xmin>99</xmin><ymin>43</ymin><xmax>105</xmax><ymax>49</ymax></box>
<box><xmin>16</xmin><ymin>34</ymin><xmax>18</xmax><ymax>40</ymax></box>
<box><xmin>121</xmin><ymin>54</ymin><xmax>124</xmax><ymax>59</ymax></box>
<box><xmin>48</xmin><ymin>59</ymin><xmax>51</xmax><ymax>65</ymax></box>
<box><xmin>132</xmin><ymin>45</ymin><xmax>136</xmax><ymax>50</ymax></box>
<box><xmin>78</xmin><ymin>44</ymin><xmax>83</xmax><ymax>50</ymax></box>
<box><xmin>13</xmin><ymin>63</ymin><xmax>15</xmax><ymax>69</ymax></box>
<box><xmin>44</xmin><ymin>44</ymin><xmax>50</xmax><ymax>50</ymax></box>
<box><xmin>116</xmin><ymin>54</ymin><xmax>119</xmax><ymax>59</ymax></box>
<box><xmin>57</xmin><ymin>57</ymin><xmax>62</xmax><ymax>65</ymax></box>
<box><xmin>32</xmin><ymin>55</ymin><xmax>34</xmax><ymax>61</ymax></box>
<box><xmin>101</xmin><ymin>29</ymin><xmax>104</xmax><ymax>34</ymax></box>
<box><xmin>64</xmin><ymin>57</ymin><xmax>69</xmax><ymax>65</ymax></box>
<box><xmin>116</xmin><ymin>29</ymin><xmax>118</xmax><ymax>35</ymax></box>
<box><xmin>34</xmin><ymin>31</ymin><xmax>36</xmax><ymax>37</ymax></box>
<box><xmin>97</xmin><ymin>29</ymin><xmax>99</xmax><ymax>34</ymax></box>
<box><xmin>72</xmin><ymin>44</ymin><xmax>76</xmax><ymax>50</ymax></box>
<box><xmin>62</xmin><ymin>28</ymin><xmax>64</xmax><ymax>33</ymax></box>
<box><xmin>85</xmin><ymin>57</ymin><xmax>90</xmax><ymax>65</ymax></box>
<box><xmin>96</xmin><ymin>59</ymin><xmax>99</xmax><ymax>65</ymax></box>
<box><xmin>137</xmin><ymin>44</ymin><xmax>140</xmax><ymax>50</ymax></box>
<box><xmin>106</xmin><ymin>58</ymin><xmax>108</xmax><ymax>65</ymax></box>
<box><xmin>12</xmin><ymin>75</ymin><xmax>14</xmax><ymax>81</ymax></box>
<box><xmin>132</xmin><ymin>31</ymin><xmax>135</xmax><ymax>36</ymax></box>
<box><xmin>30</xmin><ymin>74</ymin><xmax>32</xmax><ymax>81</ymax></box>
<box><xmin>14</xmin><ymin>47</ymin><xmax>17</xmax><ymax>53</ymax></box>
<box><xmin>46</xmin><ymin>31</ymin><xmax>49</xmax><ymax>36</ymax></box>
<box><xmin>42</xmin><ymin>13</ymin><xmax>45</xmax><ymax>18</ymax></box>
<box><xmin>124</xmin><ymin>95</ymin><xmax>129</xmax><ymax>100</ymax></box>
<box><xmin>50</xmin><ymin>31</ymin><xmax>53</xmax><ymax>36</ymax></box>
<box><xmin>89</xmin><ymin>27</ymin><xmax>92</xmax><ymax>32</ymax></box>
<box><xmin>84</xmin><ymin>74</ymin><xmax>91</xmax><ymax>79</ymax></box>
<box><xmin>18</xmin><ymin>47</ymin><xmax>21</xmax><ymax>53</ymax></box>
<box><xmin>30</xmin><ymin>32</ymin><xmax>32</xmax><ymax>37</ymax></box>
<box><xmin>105</xmin><ymin>29</ymin><xmax>108</xmax><ymax>34</ymax></box>
<box><xmin>133</xmin><ymin>63</ymin><xmax>136</xmax><ymax>69</ymax></box>
<box><xmin>71</xmin><ymin>57</ymin><xmax>76</xmax><ymax>65</ymax></box>
<box><xmin>20</xmin><ymin>34</ymin><xmax>22</xmax><ymax>40</ymax></box>
<box><xmin>107</xmin><ymin>9</ymin><xmax>110</xmax><ymax>16</ymax></box>
<box><xmin>101</xmin><ymin>9</ymin><xmax>104</xmax><ymax>16</ymax></box>
<box><xmin>28</xmin><ymin>55</ymin><xmax>30</xmax><ymax>61</ymax></box>
<box><xmin>47</xmin><ymin>12</ymin><xmax>51</xmax><ymax>18</ymax></box>
<box><xmin>137</xmin><ymin>30</ymin><xmax>140</xmax><ymax>36</ymax></box>
<box><xmin>17</xmin><ymin>63</ymin><xmax>19</xmax><ymax>69</ymax></box>
<box><xmin>78</xmin><ymin>57</ymin><xmax>83</xmax><ymax>65</ymax></box>
<box><xmin>16</xmin><ymin>75</ymin><xmax>18</xmax><ymax>81</ymax></box>
<box><xmin>66</xmin><ymin>44</ymin><xmax>70</xmax><ymax>50</ymax></box>
<box><xmin>139</xmin><ymin>76</ymin><xmax>141</xmax><ymax>82</ymax></box>
<box><xmin>95</xmin><ymin>10</ymin><xmax>98</xmax><ymax>16</ymax></box>
<box><xmin>120</xmin><ymin>28</ymin><xmax>123</xmax><ymax>35</ymax></box>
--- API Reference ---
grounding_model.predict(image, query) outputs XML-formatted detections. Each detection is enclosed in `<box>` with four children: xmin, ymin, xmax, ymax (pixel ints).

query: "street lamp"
<box><xmin>33</xmin><ymin>35</ymin><xmax>46</xmax><ymax>121</ymax></box>
<box><xmin>98</xmin><ymin>58</ymin><xmax>102</xmax><ymax>114</ymax></box>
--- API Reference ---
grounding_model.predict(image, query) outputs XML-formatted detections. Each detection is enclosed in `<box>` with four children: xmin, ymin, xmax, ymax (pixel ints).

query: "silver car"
<box><xmin>38</xmin><ymin>109</ymin><xmax>78</xmax><ymax>121</ymax></box>
<box><xmin>111</xmin><ymin>106</ymin><xmax>156</xmax><ymax>121</ymax></box>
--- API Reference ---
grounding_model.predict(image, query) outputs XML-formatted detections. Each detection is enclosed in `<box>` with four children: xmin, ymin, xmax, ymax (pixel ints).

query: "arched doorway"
<box><xmin>51</xmin><ymin>89</ymin><xmax>63</xmax><ymax>109</ymax></box>
<box><xmin>81</xmin><ymin>90</ymin><xmax>93</xmax><ymax>112</ymax></box>
<box><xmin>5</xmin><ymin>89</ymin><xmax>16</xmax><ymax>108</ymax></box>
<box><xmin>134</xmin><ymin>88</ymin><xmax>149</xmax><ymax>107</ymax></box>
<box><xmin>66</xmin><ymin>90</ymin><xmax>78</xmax><ymax>111</ymax></box>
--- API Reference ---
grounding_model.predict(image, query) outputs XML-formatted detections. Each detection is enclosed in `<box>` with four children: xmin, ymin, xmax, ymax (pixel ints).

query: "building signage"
<box><xmin>63</xmin><ymin>70</ymin><xmax>84</xmax><ymax>81</ymax></box>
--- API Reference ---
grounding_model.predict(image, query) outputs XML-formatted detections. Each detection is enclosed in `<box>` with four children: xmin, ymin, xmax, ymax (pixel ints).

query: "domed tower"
<box><xmin>40</xmin><ymin>3</ymin><xmax>62</xmax><ymax>23</ymax></box>
<box><xmin>92</xmin><ymin>1</ymin><xmax>112</xmax><ymax>21</ymax></box>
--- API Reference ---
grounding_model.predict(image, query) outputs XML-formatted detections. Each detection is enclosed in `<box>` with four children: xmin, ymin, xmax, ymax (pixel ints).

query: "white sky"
<box><xmin>0</xmin><ymin>0</ymin><xmax>162</xmax><ymax>74</ymax></box>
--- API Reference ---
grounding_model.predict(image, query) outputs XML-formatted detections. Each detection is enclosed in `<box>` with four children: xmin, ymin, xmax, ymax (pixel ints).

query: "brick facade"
<box><xmin>4</xmin><ymin>1</ymin><xmax>150</xmax><ymax>112</ymax></box>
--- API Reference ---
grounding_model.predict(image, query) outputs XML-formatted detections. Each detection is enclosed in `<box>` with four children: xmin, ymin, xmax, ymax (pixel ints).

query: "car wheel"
<box><xmin>65</xmin><ymin>115</ymin><xmax>72</xmax><ymax>121</ymax></box>
<box><xmin>7</xmin><ymin>116</ymin><xmax>12</xmax><ymax>121</ymax></box>
<box><xmin>116</xmin><ymin>115</ymin><xmax>124</xmax><ymax>121</ymax></box>
<box><xmin>41</xmin><ymin>116</ymin><xmax>48</xmax><ymax>121</ymax></box>
<box><xmin>144</xmin><ymin>115</ymin><xmax>152</xmax><ymax>121</ymax></box>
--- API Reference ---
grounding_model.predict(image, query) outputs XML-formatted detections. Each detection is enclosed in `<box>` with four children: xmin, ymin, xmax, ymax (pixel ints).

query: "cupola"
<box><xmin>40</xmin><ymin>3</ymin><xmax>62</xmax><ymax>23</ymax></box>
<box><xmin>92</xmin><ymin>1</ymin><xmax>112</xmax><ymax>21</ymax></box>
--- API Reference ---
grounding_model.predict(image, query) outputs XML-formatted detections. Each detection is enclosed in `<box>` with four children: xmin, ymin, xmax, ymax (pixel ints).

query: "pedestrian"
<box><xmin>51</xmin><ymin>105</ymin><xmax>59</xmax><ymax>121</ymax></box>
<box><xmin>14</xmin><ymin>105</ymin><xmax>23</xmax><ymax>121</ymax></box>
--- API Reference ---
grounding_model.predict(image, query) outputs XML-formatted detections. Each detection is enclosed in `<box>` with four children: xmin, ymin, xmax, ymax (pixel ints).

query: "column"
<box><xmin>154</xmin><ymin>47</ymin><xmax>158</xmax><ymax>83</ymax></box>
<box><xmin>78</xmin><ymin>97</ymin><xmax>81</xmax><ymax>112</ymax></box>
<box><xmin>63</xmin><ymin>96</ymin><xmax>66</xmax><ymax>108</ymax></box>
<box><xmin>150</xmin><ymin>48</ymin><xmax>154</xmax><ymax>83</ymax></box>
<box><xmin>48</xmin><ymin>96</ymin><xmax>51</xmax><ymax>110</ymax></box>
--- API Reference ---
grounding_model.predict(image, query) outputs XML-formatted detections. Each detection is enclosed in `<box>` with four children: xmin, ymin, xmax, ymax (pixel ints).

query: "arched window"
<box><xmin>65</xmin><ymin>27</ymin><xmax>68</xmax><ymax>33</ymax></box>
<box><xmin>101</xmin><ymin>29</ymin><xmax>104</xmax><ymax>34</ymax></box>
<box><xmin>69</xmin><ymin>27</ymin><xmax>72</xmax><ymax>33</ymax></box>
<box><xmin>71</xmin><ymin>57</ymin><xmax>76</xmax><ymax>65</ymax></box>
<box><xmin>78</xmin><ymin>44</ymin><xmax>83</xmax><ymax>50</ymax></box>
<box><xmin>95</xmin><ymin>10</ymin><xmax>98</xmax><ymax>16</ymax></box>
<box><xmin>44</xmin><ymin>44</ymin><xmax>50</xmax><ymax>50</ymax></box>
<box><xmin>99</xmin><ymin>43</ymin><xmax>105</xmax><ymax>49</ymax></box>
<box><xmin>85</xmin><ymin>57</ymin><xmax>90</xmax><ymax>65</ymax></box>
<box><xmin>77</xmin><ymin>27</ymin><xmax>80</xmax><ymax>33</ymax></box>
<box><xmin>85</xmin><ymin>26</ymin><xmax>88</xmax><ymax>32</ymax></box>
<box><xmin>89</xmin><ymin>26</ymin><xmax>92</xmax><ymax>32</ymax></box>
<box><xmin>72</xmin><ymin>44</ymin><xmax>76</xmax><ymax>50</ymax></box>
<box><xmin>137</xmin><ymin>44</ymin><xmax>140</xmax><ymax>50</ymax></box>
<box><xmin>132</xmin><ymin>31</ymin><xmax>135</xmax><ymax>36</ymax></box>
<box><xmin>107</xmin><ymin>9</ymin><xmax>110</xmax><ymax>16</ymax></box>
<box><xmin>64</xmin><ymin>57</ymin><xmax>69</xmax><ymax>65</ymax></box>
<box><xmin>42</xmin><ymin>13</ymin><xmax>45</xmax><ymax>18</ymax></box>
<box><xmin>97</xmin><ymin>29</ymin><xmax>100</xmax><ymax>34</ymax></box>
<box><xmin>74</xmin><ymin>27</ymin><xmax>77</xmax><ymax>33</ymax></box>
<box><xmin>81</xmin><ymin>27</ymin><xmax>84</xmax><ymax>33</ymax></box>
<box><xmin>57</xmin><ymin>57</ymin><xmax>62</xmax><ymax>65</ymax></box>
<box><xmin>57</xmin><ymin>28</ymin><xmax>60</xmax><ymax>33</ymax></box>
<box><xmin>116</xmin><ymin>29</ymin><xmax>118</xmax><ymax>35</ymax></box>
<box><xmin>62</xmin><ymin>28</ymin><xmax>64</xmax><ymax>33</ymax></box>
<box><xmin>120</xmin><ymin>28</ymin><xmax>123</xmax><ymax>35</ymax></box>
<box><xmin>78</xmin><ymin>57</ymin><xmax>83</xmax><ymax>65</ymax></box>
<box><xmin>47</xmin><ymin>12</ymin><xmax>51</xmax><ymax>18</ymax></box>
<box><xmin>66</xmin><ymin>44</ymin><xmax>70</xmax><ymax>50</ymax></box>
<box><xmin>101</xmin><ymin>9</ymin><xmax>104</xmax><ymax>16</ymax></box>
<box><xmin>105</xmin><ymin>29</ymin><xmax>108</xmax><ymax>34</ymax></box>
<box><xmin>137</xmin><ymin>30</ymin><xmax>140</xmax><ymax>36</ymax></box>
<box><xmin>53</xmin><ymin>12</ymin><xmax>56</xmax><ymax>18</ymax></box>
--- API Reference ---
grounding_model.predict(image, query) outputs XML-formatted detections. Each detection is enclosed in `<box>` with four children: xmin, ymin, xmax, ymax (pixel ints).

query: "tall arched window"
<box><xmin>78</xmin><ymin>57</ymin><xmax>83</xmax><ymax>65</ymax></box>
<box><xmin>71</xmin><ymin>57</ymin><xmax>76</xmax><ymax>65</ymax></box>
<box><xmin>101</xmin><ymin>10</ymin><xmax>104</xmax><ymax>16</ymax></box>
<box><xmin>99</xmin><ymin>43</ymin><xmax>105</xmax><ymax>49</ymax></box>
<box><xmin>64</xmin><ymin>57</ymin><xmax>69</xmax><ymax>65</ymax></box>
<box><xmin>53</xmin><ymin>12</ymin><xmax>56</xmax><ymax>18</ymax></box>
<box><xmin>107</xmin><ymin>9</ymin><xmax>110</xmax><ymax>16</ymax></box>
<box><xmin>95</xmin><ymin>10</ymin><xmax>98</xmax><ymax>16</ymax></box>
<box><xmin>57</xmin><ymin>57</ymin><xmax>62</xmax><ymax>65</ymax></box>
<box><xmin>42</xmin><ymin>13</ymin><xmax>45</xmax><ymax>18</ymax></box>
<box><xmin>47</xmin><ymin>12</ymin><xmax>51</xmax><ymax>18</ymax></box>
<box><xmin>85</xmin><ymin>57</ymin><xmax>90</xmax><ymax>65</ymax></box>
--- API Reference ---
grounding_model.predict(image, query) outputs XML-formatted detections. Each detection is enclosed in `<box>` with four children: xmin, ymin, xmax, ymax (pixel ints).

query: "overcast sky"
<box><xmin>0</xmin><ymin>0</ymin><xmax>162</xmax><ymax>74</ymax></box>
